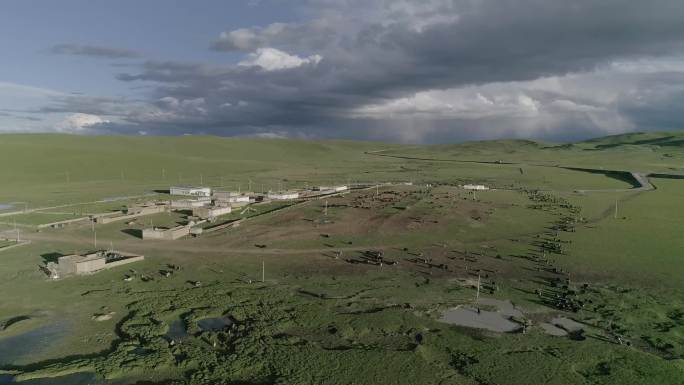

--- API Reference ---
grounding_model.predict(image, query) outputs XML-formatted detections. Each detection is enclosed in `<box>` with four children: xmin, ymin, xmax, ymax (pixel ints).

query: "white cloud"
<box><xmin>216</xmin><ymin>23</ymin><xmax>291</xmax><ymax>51</ymax></box>
<box><xmin>238</xmin><ymin>48</ymin><xmax>322</xmax><ymax>71</ymax></box>
<box><xmin>352</xmin><ymin>89</ymin><xmax>542</xmax><ymax>120</ymax></box>
<box><xmin>251</xmin><ymin>132</ymin><xmax>288</xmax><ymax>139</ymax></box>
<box><xmin>56</xmin><ymin>113</ymin><xmax>109</xmax><ymax>132</ymax></box>
<box><xmin>349</xmin><ymin>64</ymin><xmax>677</xmax><ymax>140</ymax></box>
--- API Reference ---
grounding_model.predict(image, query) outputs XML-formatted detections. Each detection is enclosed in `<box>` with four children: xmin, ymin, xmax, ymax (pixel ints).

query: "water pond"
<box><xmin>440</xmin><ymin>307</ymin><xmax>522</xmax><ymax>332</ymax></box>
<box><xmin>0</xmin><ymin>204</ymin><xmax>14</xmax><ymax>211</ymax></box>
<box><xmin>0</xmin><ymin>372</ymin><xmax>104</xmax><ymax>385</ymax></box>
<box><xmin>539</xmin><ymin>322</ymin><xmax>568</xmax><ymax>336</ymax></box>
<box><xmin>197</xmin><ymin>317</ymin><xmax>233</xmax><ymax>332</ymax></box>
<box><xmin>439</xmin><ymin>298</ymin><xmax>524</xmax><ymax>333</ymax></box>
<box><xmin>164</xmin><ymin>319</ymin><xmax>188</xmax><ymax>341</ymax></box>
<box><xmin>0</xmin><ymin>373</ymin><xmax>172</xmax><ymax>385</ymax></box>
<box><xmin>0</xmin><ymin>321</ymin><xmax>70</xmax><ymax>366</ymax></box>
<box><xmin>550</xmin><ymin>317</ymin><xmax>584</xmax><ymax>332</ymax></box>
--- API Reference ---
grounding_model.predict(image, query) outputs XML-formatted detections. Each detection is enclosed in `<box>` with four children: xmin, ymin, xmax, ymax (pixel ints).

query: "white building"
<box><xmin>314</xmin><ymin>185</ymin><xmax>348</xmax><ymax>192</ymax></box>
<box><xmin>49</xmin><ymin>250</ymin><xmax>144</xmax><ymax>277</ymax></box>
<box><xmin>213</xmin><ymin>191</ymin><xmax>251</xmax><ymax>203</ymax></box>
<box><xmin>170</xmin><ymin>186</ymin><xmax>212</xmax><ymax>197</ymax></box>
<box><xmin>171</xmin><ymin>198</ymin><xmax>211</xmax><ymax>209</ymax></box>
<box><xmin>267</xmin><ymin>192</ymin><xmax>300</xmax><ymax>200</ymax></box>
<box><xmin>193</xmin><ymin>206</ymin><xmax>232</xmax><ymax>219</ymax></box>
<box><xmin>463</xmin><ymin>184</ymin><xmax>489</xmax><ymax>191</ymax></box>
<box><xmin>142</xmin><ymin>225</ymin><xmax>190</xmax><ymax>240</ymax></box>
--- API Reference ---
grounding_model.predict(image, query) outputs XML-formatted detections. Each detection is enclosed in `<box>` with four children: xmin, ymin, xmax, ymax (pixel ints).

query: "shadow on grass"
<box><xmin>40</xmin><ymin>252</ymin><xmax>64</xmax><ymax>264</ymax></box>
<box><xmin>121</xmin><ymin>229</ymin><xmax>142</xmax><ymax>239</ymax></box>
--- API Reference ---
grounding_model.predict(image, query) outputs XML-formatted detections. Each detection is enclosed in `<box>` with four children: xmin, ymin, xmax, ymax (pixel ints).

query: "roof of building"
<box><xmin>171</xmin><ymin>185</ymin><xmax>211</xmax><ymax>190</ymax></box>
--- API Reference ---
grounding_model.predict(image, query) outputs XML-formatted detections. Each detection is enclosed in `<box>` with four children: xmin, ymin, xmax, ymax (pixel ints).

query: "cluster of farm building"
<box><xmin>40</xmin><ymin>184</ymin><xmax>350</xmax><ymax>278</ymax></box>
<box><xmin>34</xmin><ymin>182</ymin><xmax>492</xmax><ymax>279</ymax></box>
<box><xmin>105</xmin><ymin>185</ymin><xmax>350</xmax><ymax>240</ymax></box>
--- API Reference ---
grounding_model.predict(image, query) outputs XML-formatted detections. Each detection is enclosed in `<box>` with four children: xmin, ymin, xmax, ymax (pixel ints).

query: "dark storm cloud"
<box><xmin>51</xmin><ymin>0</ymin><xmax>684</xmax><ymax>142</ymax></box>
<box><xmin>49</xmin><ymin>44</ymin><xmax>141</xmax><ymax>59</ymax></box>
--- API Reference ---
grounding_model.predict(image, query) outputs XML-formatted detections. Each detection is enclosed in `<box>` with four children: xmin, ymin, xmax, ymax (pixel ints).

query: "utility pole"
<box><xmin>614</xmin><ymin>199</ymin><xmax>618</xmax><ymax>219</ymax></box>
<box><xmin>476</xmin><ymin>274</ymin><xmax>481</xmax><ymax>303</ymax></box>
<box><xmin>261</xmin><ymin>260</ymin><xmax>265</xmax><ymax>283</ymax></box>
<box><xmin>162</xmin><ymin>168</ymin><xmax>166</xmax><ymax>180</ymax></box>
<box><xmin>324</xmin><ymin>200</ymin><xmax>328</xmax><ymax>216</ymax></box>
<box><xmin>248</xmin><ymin>179</ymin><xmax>252</xmax><ymax>192</ymax></box>
<box><xmin>14</xmin><ymin>219</ymin><xmax>19</xmax><ymax>242</ymax></box>
<box><xmin>94</xmin><ymin>231</ymin><xmax>97</xmax><ymax>248</ymax></box>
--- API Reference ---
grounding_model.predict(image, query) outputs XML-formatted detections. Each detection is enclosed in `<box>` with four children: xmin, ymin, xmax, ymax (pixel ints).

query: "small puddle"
<box><xmin>0</xmin><ymin>372</ymin><xmax>160</xmax><ymax>385</ymax></box>
<box><xmin>0</xmin><ymin>372</ymin><xmax>97</xmax><ymax>385</ymax></box>
<box><xmin>164</xmin><ymin>319</ymin><xmax>188</xmax><ymax>341</ymax></box>
<box><xmin>550</xmin><ymin>317</ymin><xmax>584</xmax><ymax>332</ymax></box>
<box><xmin>476</xmin><ymin>298</ymin><xmax>524</xmax><ymax>318</ymax></box>
<box><xmin>540</xmin><ymin>322</ymin><xmax>567</xmax><ymax>336</ymax></box>
<box><xmin>197</xmin><ymin>316</ymin><xmax>232</xmax><ymax>332</ymax></box>
<box><xmin>440</xmin><ymin>307</ymin><xmax>522</xmax><ymax>332</ymax></box>
<box><xmin>439</xmin><ymin>298</ymin><xmax>524</xmax><ymax>333</ymax></box>
<box><xmin>0</xmin><ymin>321</ymin><xmax>70</xmax><ymax>366</ymax></box>
<box><xmin>0</xmin><ymin>204</ymin><xmax>14</xmax><ymax>211</ymax></box>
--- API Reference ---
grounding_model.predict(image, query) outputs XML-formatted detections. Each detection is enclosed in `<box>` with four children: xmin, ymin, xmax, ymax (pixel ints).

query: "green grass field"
<box><xmin>0</xmin><ymin>133</ymin><xmax>682</xmax><ymax>384</ymax></box>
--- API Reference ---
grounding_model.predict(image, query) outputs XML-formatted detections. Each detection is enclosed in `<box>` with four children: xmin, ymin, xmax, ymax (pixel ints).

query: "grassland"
<box><xmin>0</xmin><ymin>133</ymin><xmax>682</xmax><ymax>384</ymax></box>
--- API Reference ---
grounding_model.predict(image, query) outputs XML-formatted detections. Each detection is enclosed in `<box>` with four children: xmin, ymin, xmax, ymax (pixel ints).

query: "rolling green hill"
<box><xmin>1</xmin><ymin>132</ymin><xmax>683</xmax><ymax>207</ymax></box>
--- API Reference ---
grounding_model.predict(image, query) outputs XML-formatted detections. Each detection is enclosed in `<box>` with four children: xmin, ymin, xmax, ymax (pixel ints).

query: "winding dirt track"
<box><xmin>574</xmin><ymin>172</ymin><xmax>654</xmax><ymax>193</ymax></box>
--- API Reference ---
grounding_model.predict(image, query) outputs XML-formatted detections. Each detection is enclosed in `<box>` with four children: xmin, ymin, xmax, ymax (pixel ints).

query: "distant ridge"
<box><xmin>573</xmin><ymin>131</ymin><xmax>684</xmax><ymax>149</ymax></box>
<box><xmin>1</xmin><ymin>131</ymin><xmax>683</xmax><ymax>148</ymax></box>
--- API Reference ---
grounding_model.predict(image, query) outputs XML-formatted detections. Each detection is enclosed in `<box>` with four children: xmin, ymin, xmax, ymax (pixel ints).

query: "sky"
<box><xmin>2</xmin><ymin>0</ymin><xmax>684</xmax><ymax>143</ymax></box>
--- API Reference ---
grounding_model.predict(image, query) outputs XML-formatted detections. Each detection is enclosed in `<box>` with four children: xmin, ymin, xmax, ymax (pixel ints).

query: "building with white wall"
<box><xmin>267</xmin><ymin>192</ymin><xmax>300</xmax><ymax>200</ymax></box>
<box><xmin>462</xmin><ymin>184</ymin><xmax>489</xmax><ymax>191</ymax></box>
<box><xmin>49</xmin><ymin>250</ymin><xmax>144</xmax><ymax>278</ymax></box>
<box><xmin>170</xmin><ymin>186</ymin><xmax>212</xmax><ymax>197</ymax></box>
<box><xmin>142</xmin><ymin>225</ymin><xmax>191</xmax><ymax>240</ymax></box>
<box><xmin>314</xmin><ymin>185</ymin><xmax>348</xmax><ymax>192</ymax></box>
<box><xmin>193</xmin><ymin>206</ymin><xmax>232</xmax><ymax>219</ymax></box>
<box><xmin>213</xmin><ymin>191</ymin><xmax>251</xmax><ymax>203</ymax></box>
<box><xmin>170</xmin><ymin>198</ymin><xmax>211</xmax><ymax>209</ymax></box>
